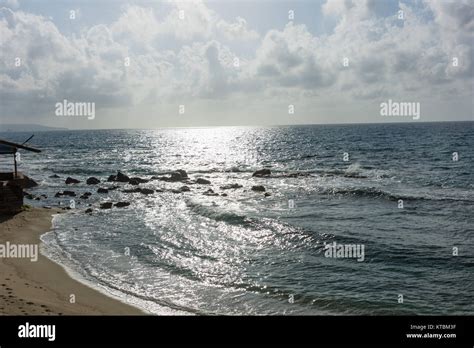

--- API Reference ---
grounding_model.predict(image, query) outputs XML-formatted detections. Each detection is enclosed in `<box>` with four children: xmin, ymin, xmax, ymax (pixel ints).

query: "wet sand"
<box><xmin>0</xmin><ymin>207</ymin><xmax>143</xmax><ymax>315</ymax></box>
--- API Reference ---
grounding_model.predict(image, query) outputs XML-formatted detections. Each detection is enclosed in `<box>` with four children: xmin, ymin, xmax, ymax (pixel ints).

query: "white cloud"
<box><xmin>0</xmin><ymin>0</ymin><xmax>472</xmax><ymax>126</ymax></box>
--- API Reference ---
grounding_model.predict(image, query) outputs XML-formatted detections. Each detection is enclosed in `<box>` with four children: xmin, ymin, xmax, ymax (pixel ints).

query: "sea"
<box><xmin>1</xmin><ymin>122</ymin><xmax>473</xmax><ymax>315</ymax></box>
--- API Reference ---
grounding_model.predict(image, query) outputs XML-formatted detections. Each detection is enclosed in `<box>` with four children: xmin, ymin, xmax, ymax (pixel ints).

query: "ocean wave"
<box><xmin>321</xmin><ymin>186</ymin><xmax>473</xmax><ymax>203</ymax></box>
<box><xmin>185</xmin><ymin>199</ymin><xmax>251</xmax><ymax>225</ymax></box>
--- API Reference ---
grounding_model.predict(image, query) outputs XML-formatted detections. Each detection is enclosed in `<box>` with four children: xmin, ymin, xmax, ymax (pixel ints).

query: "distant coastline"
<box><xmin>0</xmin><ymin>120</ymin><xmax>472</xmax><ymax>133</ymax></box>
<box><xmin>0</xmin><ymin>124</ymin><xmax>68</xmax><ymax>133</ymax></box>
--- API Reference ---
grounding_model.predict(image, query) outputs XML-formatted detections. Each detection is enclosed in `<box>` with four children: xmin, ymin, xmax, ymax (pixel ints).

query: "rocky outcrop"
<box><xmin>100</xmin><ymin>202</ymin><xmax>113</xmax><ymax>209</ymax></box>
<box><xmin>252</xmin><ymin>169</ymin><xmax>271</xmax><ymax>177</ymax></box>
<box><xmin>129</xmin><ymin>177</ymin><xmax>149</xmax><ymax>184</ymax></box>
<box><xmin>220</xmin><ymin>183</ymin><xmax>243</xmax><ymax>190</ymax></box>
<box><xmin>80</xmin><ymin>192</ymin><xmax>92</xmax><ymax>199</ymax></box>
<box><xmin>86</xmin><ymin>177</ymin><xmax>100</xmax><ymax>185</ymax></box>
<box><xmin>65</xmin><ymin>177</ymin><xmax>80</xmax><ymax>184</ymax></box>
<box><xmin>139</xmin><ymin>188</ymin><xmax>154</xmax><ymax>195</ymax></box>
<box><xmin>251</xmin><ymin>185</ymin><xmax>265</xmax><ymax>192</ymax></box>
<box><xmin>203</xmin><ymin>188</ymin><xmax>218</xmax><ymax>196</ymax></box>
<box><xmin>114</xmin><ymin>202</ymin><xmax>130</xmax><ymax>208</ymax></box>
<box><xmin>116</xmin><ymin>171</ymin><xmax>130</xmax><ymax>182</ymax></box>
<box><xmin>196</xmin><ymin>178</ymin><xmax>211</xmax><ymax>185</ymax></box>
<box><xmin>16</xmin><ymin>175</ymin><xmax>38</xmax><ymax>188</ymax></box>
<box><xmin>156</xmin><ymin>169</ymin><xmax>188</xmax><ymax>182</ymax></box>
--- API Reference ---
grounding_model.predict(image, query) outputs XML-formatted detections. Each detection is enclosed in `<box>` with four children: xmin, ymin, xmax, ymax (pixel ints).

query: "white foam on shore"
<box><xmin>40</xmin><ymin>213</ymin><xmax>191</xmax><ymax>315</ymax></box>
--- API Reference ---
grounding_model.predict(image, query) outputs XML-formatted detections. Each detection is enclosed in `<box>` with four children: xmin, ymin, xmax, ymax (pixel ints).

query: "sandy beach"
<box><xmin>0</xmin><ymin>207</ymin><xmax>143</xmax><ymax>315</ymax></box>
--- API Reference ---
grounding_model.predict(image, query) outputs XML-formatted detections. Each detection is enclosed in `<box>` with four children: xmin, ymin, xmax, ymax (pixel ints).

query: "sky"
<box><xmin>0</xmin><ymin>0</ymin><xmax>473</xmax><ymax>129</ymax></box>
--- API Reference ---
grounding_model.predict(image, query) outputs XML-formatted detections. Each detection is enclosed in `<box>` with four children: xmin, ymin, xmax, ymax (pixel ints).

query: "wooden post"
<box><xmin>13</xmin><ymin>150</ymin><xmax>17</xmax><ymax>178</ymax></box>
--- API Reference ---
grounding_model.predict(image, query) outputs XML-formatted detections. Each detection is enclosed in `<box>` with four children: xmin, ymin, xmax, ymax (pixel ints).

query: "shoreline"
<box><xmin>0</xmin><ymin>207</ymin><xmax>144</xmax><ymax>315</ymax></box>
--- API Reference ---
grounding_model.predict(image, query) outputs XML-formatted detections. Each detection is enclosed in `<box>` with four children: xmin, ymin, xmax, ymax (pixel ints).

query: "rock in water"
<box><xmin>129</xmin><ymin>177</ymin><xmax>149</xmax><ymax>184</ymax></box>
<box><xmin>220</xmin><ymin>183</ymin><xmax>243</xmax><ymax>190</ymax></box>
<box><xmin>139</xmin><ymin>188</ymin><xmax>154</xmax><ymax>195</ymax></box>
<box><xmin>176</xmin><ymin>169</ymin><xmax>188</xmax><ymax>179</ymax></box>
<box><xmin>196</xmin><ymin>178</ymin><xmax>211</xmax><ymax>185</ymax></box>
<box><xmin>169</xmin><ymin>171</ymin><xmax>184</xmax><ymax>182</ymax></box>
<box><xmin>16</xmin><ymin>175</ymin><xmax>39</xmax><ymax>188</ymax></box>
<box><xmin>86</xmin><ymin>177</ymin><xmax>100</xmax><ymax>185</ymax></box>
<box><xmin>65</xmin><ymin>177</ymin><xmax>80</xmax><ymax>184</ymax></box>
<box><xmin>116</xmin><ymin>171</ymin><xmax>130</xmax><ymax>182</ymax></box>
<box><xmin>252</xmin><ymin>169</ymin><xmax>271</xmax><ymax>177</ymax></box>
<box><xmin>63</xmin><ymin>190</ymin><xmax>76</xmax><ymax>197</ymax></box>
<box><xmin>203</xmin><ymin>188</ymin><xmax>219</xmax><ymax>196</ymax></box>
<box><xmin>251</xmin><ymin>185</ymin><xmax>266</xmax><ymax>192</ymax></box>
<box><xmin>107</xmin><ymin>175</ymin><xmax>116</xmax><ymax>182</ymax></box>
<box><xmin>85</xmin><ymin>208</ymin><xmax>93</xmax><ymax>214</ymax></box>
<box><xmin>97</xmin><ymin>188</ymin><xmax>109</xmax><ymax>194</ymax></box>
<box><xmin>100</xmin><ymin>202</ymin><xmax>113</xmax><ymax>209</ymax></box>
<box><xmin>114</xmin><ymin>202</ymin><xmax>130</xmax><ymax>208</ymax></box>
<box><xmin>180</xmin><ymin>186</ymin><xmax>191</xmax><ymax>192</ymax></box>
<box><xmin>49</xmin><ymin>174</ymin><xmax>60</xmax><ymax>179</ymax></box>
<box><xmin>128</xmin><ymin>179</ymin><xmax>140</xmax><ymax>185</ymax></box>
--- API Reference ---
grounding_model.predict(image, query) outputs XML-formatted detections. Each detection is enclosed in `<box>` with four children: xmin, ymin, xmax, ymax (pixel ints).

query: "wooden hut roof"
<box><xmin>0</xmin><ymin>139</ymin><xmax>41</xmax><ymax>154</ymax></box>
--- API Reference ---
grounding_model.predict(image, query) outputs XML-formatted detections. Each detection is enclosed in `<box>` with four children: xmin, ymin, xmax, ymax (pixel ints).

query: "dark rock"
<box><xmin>49</xmin><ymin>174</ymin><xmax>60</xmax><ymax>179</ymax></box>
<box><xmin>97</xmin><ymin>188</ymin><xmax>109</xmax><ymax>194</ymax></box>
<box><xmin>203</xmin><ymin>188</ymin><xmax>218</xmax><ymax>196</ymax></box>
<box><xmin>128</xmin><ymin>179</ymin><xmax>140</xmax><ymax>185</ymax></box>
<box><xmin>221</xmin><ymin>193</ymin><xmax>228</xmax><ymax>197</ymax></box>
<box><xmin>252</xmin><ymin>169</ymin><xmax>271</xmax><ymax>177</ymax></box>
<box><xmin>180</xmin><ymin>186</ymin><xmax>191</xmax><ymax>192</ymax></box>
<box><xmin>251</xmin><ymin>185</ymin><xmax>266</xmax><ymax>192</ymax></box>
<box><xmin>169</xmin><ymin>171</ymin><xmax>185</xmax><ymax>182</ymax></box>
<box><xmin>24</xmin><ymin>193</ymin><xmax>34</xmax><ymax>200</ymax></box>
<box><xmin>176</xmin><ymin>169</ymin><xmax>188</xmax><ymax>178</ymax></box>
<box><xmin>86</xmin><ymin>177</ymin><xmax>100</xmax><ymax>185</ymax></box>
<box><xmin>40</xmin><ymin>194</ymin><xmax>48</xmax><ymax>199</ymax></box>
<box><xmin>171</xmin><ymin>189</ymin><xmax>181</xmax><ymax>194</ymax></box>
<box><xmin>159</xmin><ymin>169</ymin><xmax>188</xmax><ymax>182</ymax></box>
<box><xmin>54</xmin><ymin>192</ymin><xmax>62</xmax><ymax>198</ymax></box>
<box><xmin>65</xmin><ymin>177</ymin><xmax>80</xmax><ymax>184</ymax></box>
<box><xmin>129</xmin><ymin>177</ymin><xmax>149</xmax><ymax>184</ymax></box>
<box><xmin>100</xmin><ymin>202</ymin><xmax>113</xmax><ymax>209</ymax></box>
<box><xmin>116</xmin><ymin>171</ymin><xmax>130</xmax><ymax>183</ymax></box>
<box><xmin>114</xmin><ymin>202</ymin><xmax>130</xmax><ymax>208</ymax></box>
<box><xmin>220</xmin><ymin>183</ymin><xmax>243</xmax><ymax>190</ymax></box>
<box><xmin>286</xmin><ymin>172</ymin><xmax>311</xmax><ymax>178</ymax></box>
<box><xmin>85</xmin><ymin>208</ymin><xmax>93</xmax><ymax>214</ymax></box>
<box><xmin>264</xmin><ymin>192</ymin><xmax>271</xmax><ymax>197</ymax></box>
<box><xmin>107</xmin><ymin>185</ymin><xmax>120</xmax><ymax>191</ymax></box>
<box><xmin>80</xmin><ymin>192</ymin><xmax>92</xmax><ymax>199</ymax></box>
<box><xmin>63</xmin><ymin>190</ymin><xmax>76</xmax><ymax>197</ymax></box>
<box><xmin>196</xmin><ymin>178</ymin><xmax>211</xmax><ymax>185</ymax></box>
<box><xmin>107</xmin><ymin>175</ymin><xmax>116</xmax><ymax>182</ymax></box>
<box><xmin>140</xmin><ymin>188</ymin><xmax>154</xmax><ymax>195</ymax></box>
<box><xmin>16</xmin><ymin>175</ymin><xmax>38</xmax><ymax>188</ymax></box>
<box><xmin>122</xmin><ymin>188</ymin><xmax>142</xmax><ymax>193</ymax></box>
<box><xmin>34</xmin><ymin>197</ymin><xmax>40</xmax><ymax>201</ymax></box>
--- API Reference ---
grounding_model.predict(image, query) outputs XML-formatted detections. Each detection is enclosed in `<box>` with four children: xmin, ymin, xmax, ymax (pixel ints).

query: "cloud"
<box><xmin>0</xmin><ymin>0</ymin><xmax>472</xmax><ymax>126</ymax></box>
<box><xmin>0</xmin><ymin>0</ymin><xmax>18</xmax><ymax>9</ymax></box>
